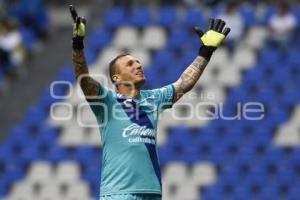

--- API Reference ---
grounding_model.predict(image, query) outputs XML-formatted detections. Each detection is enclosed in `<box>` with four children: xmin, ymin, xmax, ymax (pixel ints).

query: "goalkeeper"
<box><xmin>70</xmin><ymin>5</ymin><xmax>230</xmax><ymax>200</ymax></box>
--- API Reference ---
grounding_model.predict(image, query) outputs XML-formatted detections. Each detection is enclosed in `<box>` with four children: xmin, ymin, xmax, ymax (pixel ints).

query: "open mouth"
<box><xmin>136</xmin><ymin>71</ymin><xmax>144</xmax><ymax>76</ymax></box>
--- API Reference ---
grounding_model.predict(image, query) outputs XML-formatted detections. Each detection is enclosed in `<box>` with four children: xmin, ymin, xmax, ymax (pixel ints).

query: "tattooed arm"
<box><xmin>72</xmin><ymin>49</ymin><xmax>100</xmax><ymax>98</ymax></box>
<box><xmin>172</xmin><ymin>56</ymin><xmax>208</xmax><ymax>102</ymax></box>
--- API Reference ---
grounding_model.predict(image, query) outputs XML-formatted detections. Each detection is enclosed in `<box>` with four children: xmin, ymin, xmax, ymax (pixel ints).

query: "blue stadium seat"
<box><xmin>23</xmin><ymin>105</ymin><xmax>48</xmax><ymax>129</ymax></box>
<box><xmin>130</xmin><ymin>7</ymin><xmax>152</xmax><ymax>28</ymax></box>
<box><xmin>260</xmin><ymin>6</ymin><xmax>276</xmax><ymax>25</ymax></box>
<box><xmin>56</xmin><ymin>64</ymin><xmax>76</xmax><ymax>83</ymax></box>
<box><xmin>36</xmin><ymin>126</ymin><xmax>59</xmax><ymax>153</ymax></box>
<box><xmin>156</xmin><ymin>6</ymin><xmax>178</xmax><ymax>28</ymax></box>
<box><xmin>289</xmin><ymin>183</ymin><xmax>300</xmax><ymax>200</ymax></box>
<box><xmin>19</xmin><ymin>26</ymin><xmax>37</xmax><ymax>50</ymax></box>
<box><xmin>47</xmin><ymin>146</ymin><xmax>69</xmax><ymax>163</ymax></box>
<box><xmin>39</xmin><ymin>86</ymin><xmax>58</xmax><ymax>109</ymax></box>
<box><xmin>167</xmin><ymin>29</ymin><xmax>190</xmax><ymax>50</ymax></box>
<box><xmin>291</xmin><ymin>7</ymin><xmax>300</xmax><ymax>26</ymax></box>
<box><xmin>82</xmin><ymin>158</ymin><xmax>101</xmax><ymax>197</ymax></box>
<box><xmin>286</xmin><ymin>49</ymin><xmax>300</xmax><ymax>66</ymax></box>
<box><xmin>103</xmin><ymin>7</ymin><xmax>126</xmax><ymax>28</ymax></box>
<box><xmin>3</xmin><ymin>164</ymin><xmax>25</xmax><ymax>185</ymax></box>
<box><xmin>215</xmin><ymin>176</ymin><xmax>240</xmax><ymax>197</ymax></box>
<box><xmin>0</xmin><ymin>179</ymin><xmax>9</xmax><ymax>197</ymax></box>
<box><xmin>82</xmin><ymin>158</ymin><xmax>101</xmax><ymax>177</ymax></box>
<box><xmin>210</xmin><ymin>5</ymin><xmax>224</xmax><ymax>18</ymax></box>
<box><xmin>152</xmin><ymin>49</ymin><xmax>175</xmax><ymax>67</ymax></box>
<box><xmin>18</xmin><ymin>142</ymin><xmax>41</xmax><ymax>163</ymax></box>
<box><xmin>37</xmin><ymin>125</ymin><xmax>59</xmax><ymax>140</ymax></box>
<box><xmin>182</xmin><ymin>8</ymin><xmax>206</xmax><ymax>28</ymax></box>
<box><xmin>202</xmin><ymin>185</ymin><xmax>223</xmax><ymax>200</ymax></box>
<box><xmin>280</xmin><ymin>87</ymin><xmax>300</xmax><ymax>106</ymax></box>
<box><xmin>180</xmin><ymin>49</ymin><xmax>197</xmax><ymax>67</ymax></box>
<box><xmin>259</xmin><ymin>48</ymin><xmax>281</xmax><ymax>65</ymax></box>
<box><xmin>239</xmin><ymin>4</ymin><xmax>257</xmax><ymax>27</ymax></box>
<box><xmin>73</xmin><ymin>146</ymin><xmax>98</xmax><ymax>166</ymax></box>
<box><xmin>86</xmin><ymin>29</ymin><xmax>112</xmax><ymax>52</ymax></box>
<box><xmin>84</xmin><ymin>48</ymin><xmax>100</xmax><ymax>65</ymax></box>
<box><xmin>0</xmin><ymin>144</ymin><xmax>13</xmax><ymax>162</ymax></box>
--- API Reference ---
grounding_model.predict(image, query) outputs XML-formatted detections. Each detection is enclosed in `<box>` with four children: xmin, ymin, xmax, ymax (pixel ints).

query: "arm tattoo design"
<box><xmin>72</xmin><ymin>49</ymin><xmax>100</xmax><ymax>97</ymax></box>
<box><xmin>173</xmin><ymin>56</ymin><xmax>208</xmax><ymax>101</ymax></box>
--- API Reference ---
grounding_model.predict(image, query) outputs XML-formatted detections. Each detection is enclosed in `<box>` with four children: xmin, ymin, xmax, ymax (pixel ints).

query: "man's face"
<box><xmin>114</xmin><ymin>55</ymin><xmax>145</xmax><ymax>87</ymax></box>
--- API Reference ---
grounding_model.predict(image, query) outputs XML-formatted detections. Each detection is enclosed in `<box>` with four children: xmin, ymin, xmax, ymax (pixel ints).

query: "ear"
<box><xmin>112</xmin><ymin>74</ymin><xmax>120</xmax><ymax>83</ymax></box>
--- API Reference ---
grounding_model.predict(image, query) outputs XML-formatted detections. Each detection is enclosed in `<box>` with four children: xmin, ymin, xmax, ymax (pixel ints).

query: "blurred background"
<box><xmin>0</xmin><ymin>0</ymin><xmax>300</xmax><ymax>199</ymax></box>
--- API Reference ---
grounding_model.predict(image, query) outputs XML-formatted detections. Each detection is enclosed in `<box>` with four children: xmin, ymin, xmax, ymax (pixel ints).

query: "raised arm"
<box><xmin>173</xmin><ymin>18</ymin><xmax>231</xmax><ymax>102</ymax></box>
<box><xmin>70</xmin><ymin>5</ymin><xmax>99</xmax><ymax>98</ymax></box>
<box><xmin>173</xmin><ymin>56</ymin><xmax>208</xmax><ymax>101</ymax></box>
<box><xmin>72</xmin><ymin>49</ymin><xmax>99</xmax><ymax>97</ymax></box>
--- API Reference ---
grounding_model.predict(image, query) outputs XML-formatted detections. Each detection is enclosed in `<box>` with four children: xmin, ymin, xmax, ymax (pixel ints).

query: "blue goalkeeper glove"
<box><xmin>194</xmin><ymin>18</ymin><xmax>231</xmax><ymax>61</ymax></box>
<box><xmin>69</xmin><ymin>5</ymin><xmax>86</xmax><ymax>50</ymax></box>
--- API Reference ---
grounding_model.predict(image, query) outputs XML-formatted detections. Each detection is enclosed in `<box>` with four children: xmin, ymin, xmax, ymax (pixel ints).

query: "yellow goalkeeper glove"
<box><xmin>70</xmin><ymin>5</ymin><xmax>86</xmax><ymax>50</ymax></box>
<box><xmin>194</xmin><ymin>18</ymin><xmax>231</xmax><ymax>60</ymax></box>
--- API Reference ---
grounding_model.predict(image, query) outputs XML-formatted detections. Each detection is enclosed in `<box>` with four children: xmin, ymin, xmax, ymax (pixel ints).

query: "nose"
<box><xmin>136</xmin><ymin>64</ymin><xmax>142</xmax><ymax>70</ymax></box>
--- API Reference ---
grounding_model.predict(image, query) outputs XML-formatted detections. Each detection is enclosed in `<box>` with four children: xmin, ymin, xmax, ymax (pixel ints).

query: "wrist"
<box><xmin>198</xmin><ymin>45</ymin><xmax>215</xmax><ymax>61</ymax></box>
<box><xmin>72</xmin><ymin>36</ymin><xmax>84</xmax><ymax>50</ymax></box>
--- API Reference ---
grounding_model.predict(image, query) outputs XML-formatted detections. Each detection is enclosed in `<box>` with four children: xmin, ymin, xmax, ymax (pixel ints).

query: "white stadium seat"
<box><xmin>191</xmin><ymin>162</ymin><xmax>216</xmax><ymax>185</ymax></box>
<box><xmin>128</xmin><ymin>48</ymin><xmax>151</xmax><ymax>67</ymax></box>
<box><xmin>27</xmin><ymin>162</ymin><xmax>53</xmax><ymax>184</ymax></box>
<box><xmin>141</xmin><ymin>26</ymin><xmax>166</xmax><ymax>49</ymax></box>
<box><xmin>113</xmin><ymin>26</ymin><xmax>140</xmax><ymax>48</ymax></box>
<box><xmin>39</xmin><ymin>181</ymin><xmax>62</xmax><ymax>200</ymax></box>
<box><xmin>85</xmin><ymin>127</ymin><xmax>102</xmax><ymax>146</ymax></box>
<box><xmin>244</xmin><ymin>26</ymin><xmax>268</xmax><ymax>49</ymax></box>
<box><xmin>232</xmin><ymin>45</ymin><xmax>256</xmax><ymax>70</ymax></box>
<box><xmin>218</xmin><ymin>64</ymin><xmax>242</xmax><ymax>87</ymax></box>
<box><xmin>64</xmin><ymin>182</ymin><xmax>90</xmax><ymax>200</ymax></box>
<box><xmin>274</xmin><ymin>121</ymin><xmax>300</xmax><ymax>146</ymax></box>
<box><xmin>55</xmin><ymin>162</ymin><xmax>81</xmax><ymax>184</ymax></box>
<box><xmin>59</xmin><ymin>120</ymin><xmax>85</xmax><ymax>146</ymax></box>
<box><xmin>9</xmin><ymin>181</ymin><xmax>34</xmax><ymax>199</ymax></box>
<box><xmin>208</xmin><ymin>47</ymin><xmax>229</xmax><ymax>67</ymax></box>
<box><xmin>163</xmin><ymin>162</ymin><xmax>188</xmax><ymax>183</ymax></box>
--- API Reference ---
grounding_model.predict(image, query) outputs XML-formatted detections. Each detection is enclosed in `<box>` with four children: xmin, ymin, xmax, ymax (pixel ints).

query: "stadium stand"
<box><xmin>0</xmin><ymin>0</ymin><xmax>48</xmax><ymax>95</ymax></box>
<box><xmin>0</xmin><ymin>2</ymin><xmax>300</xmax><ymax>200</ymax></box>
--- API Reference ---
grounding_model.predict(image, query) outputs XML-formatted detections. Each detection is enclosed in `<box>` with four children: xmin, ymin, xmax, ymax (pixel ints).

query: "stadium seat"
<box><xmin>239</xmin><ymin>3</ymin><xmax>257</xmax><ymax>27</ymax></box>
<box><xmin>73</xmin><ymin>146</ymin><xmax>96</xmax><ymax>165</ymax></box>
<box><xmin>38</xmin><ymin>181</ymin><xmax>62</xmax><ymax>200</ymax></box>
<box><xmin>103</xmin><ymin>7</ymin><xmax>127</xmax><ymax>29</ymax></box>
<box><xmin>244</xmin><ymin>26</ymin><xmax>268</xmax><ymax>49</ymax></box>
<box><xmin>167</xmin><ymin>29</ymin><xmax>190</xmax><ymax>50</ymax></box>
<box><xmin>113</xmin><ymin>26</ymin><xmax>140</xmax><ymax>48</ymax></box>
<box><xmin>86</xmin><ymin>29</ymin><xmax>112</xmax><ymax>52</ymax></box>
<box><xmin>47</xmin><ymin>146</ymin><xmax>69</xmax><ymax>163</ymax></box>
<box><xmin>56</xmin><ymin>161</ymin><xmax>81</xmax><ymax>184</ymax></box>
<box><xmin>156</xmin><ymin>6</ymin><xmax>178</xmax><ymax>29</ymax></box>
<box><xmin>183</xmin><ymin>8</ymin><xmax>206</xmax><ymax>28</ymax></box>
<box><xmin>128</xmin><ymin>48</ymin><xmax>151</xmax><ymax>67</ymax></box>
<box><xmin>19</xmin><ymin>26</ymin><xmax>37</xmax><ymax>50</ymax></box>
<box><xmin>64</xmin><ymin>182</ymin><xmax>90</xmax><ymax>200</ymax></box>
<box><xmin>130</xmin><ymin>7</ymin><xmax>152</xmax><ymax>28</ymax></box>
<box><xmin>191</xmin><ymin>162</ymin><xmax>216</xmax><ymax>186</ymax></box>
<box><xmin>27</xmin><ymin>161</ymin><xmax>53</xmax><ymax>185</ymax></box>
<box><xmin>59</xmin><ymin>120</ymin><xmax>85</xmax><ymax>146</ymax></box>
<box><xmin>141</xmin><ymin>26</ymin><xmax>166</xmax><ymax>50</ymax></box>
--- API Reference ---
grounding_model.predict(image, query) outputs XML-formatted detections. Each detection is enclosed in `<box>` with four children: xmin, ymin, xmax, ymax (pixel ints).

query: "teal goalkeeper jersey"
<box><xmin>87</xmin><ymin>84</ymin><xmax>175</xmax><ymax>196</ymax></box>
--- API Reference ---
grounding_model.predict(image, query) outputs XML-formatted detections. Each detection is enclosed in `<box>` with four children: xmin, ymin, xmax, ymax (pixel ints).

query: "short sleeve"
<box><xmin>86</xmin><ymin>85</ymin><xmax>111</xmax><ymax>123</ymax></box>
<box><xmin>151</xmin><ymin>84</ymin><xmax>176</xmax><ymax>112</ymax></box>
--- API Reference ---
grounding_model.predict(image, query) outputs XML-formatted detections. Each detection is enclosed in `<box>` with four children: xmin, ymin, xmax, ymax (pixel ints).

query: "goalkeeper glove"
<box><xmin>194</xmin><ymin>18</ymin><xmax>231</xmax><ymax>61</ymax></box>
<box><xmin>69</xmin><ymin>5</ymin><xmax>86</xmax><ymax>50</ymax></box>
